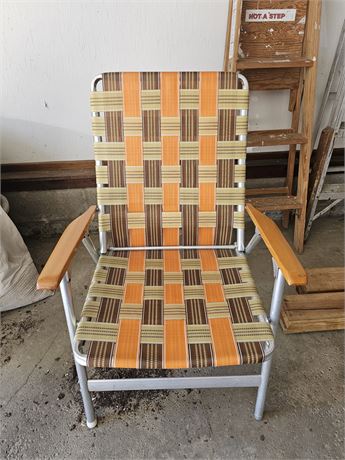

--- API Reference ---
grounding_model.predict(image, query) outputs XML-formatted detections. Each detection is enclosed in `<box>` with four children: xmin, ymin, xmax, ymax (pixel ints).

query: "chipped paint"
<box><xmin>238</xmin><ymin>44</ymin><xmax>245</xmax><ymax>59</ymax></box>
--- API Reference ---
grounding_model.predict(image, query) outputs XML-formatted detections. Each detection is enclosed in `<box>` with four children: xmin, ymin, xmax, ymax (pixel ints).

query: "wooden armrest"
<box><xmin>37</xmin><ymin>206</ymin><xmax>97</xmax><ymax>290</ymax></box>
<box><xmin>246</xmin><ymin>204</ymin><xmax>307</xmax><ymax>286</ymax></box>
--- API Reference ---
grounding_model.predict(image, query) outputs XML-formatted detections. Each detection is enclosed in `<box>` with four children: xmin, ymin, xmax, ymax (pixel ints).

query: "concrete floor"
<box><xmin>1</xmin><ymin>217</ymin><xmax>344</xmax><ymax>459</ymax></box>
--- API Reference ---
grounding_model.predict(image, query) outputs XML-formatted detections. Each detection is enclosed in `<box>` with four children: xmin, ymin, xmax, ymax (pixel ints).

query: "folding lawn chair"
<box><xmin>37</xmin><ymin>72</ymin><xmax>306</xmax><ymax>428</ymax></box>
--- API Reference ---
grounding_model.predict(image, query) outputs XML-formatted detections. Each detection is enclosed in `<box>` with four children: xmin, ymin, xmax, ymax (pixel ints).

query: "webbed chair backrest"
<box><xmin>90</xmin><ymin>72</ymin><xmax>248</xmax><ymax>252</ymax></box>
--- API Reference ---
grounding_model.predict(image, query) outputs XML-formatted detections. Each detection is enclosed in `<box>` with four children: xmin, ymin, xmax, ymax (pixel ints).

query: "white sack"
<box><xmin>0</xmin><ymin>206</ymin><xmax>51</xmax><ymax>311</ymax></box>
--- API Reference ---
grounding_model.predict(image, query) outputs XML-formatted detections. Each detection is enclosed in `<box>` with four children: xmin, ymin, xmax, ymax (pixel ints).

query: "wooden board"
<box><xmin>1</xmin><ymin>160</ymin><xmax>96</xmax><ymax>191</ymax></box>
<box><xmin>281</xmin><ymin>265</ymin><xmax>345</xmax><ymax>333</ymax></box>
<box><xmin>239</xmin><ymin>0</ymin><xmax>308</xmax><ymax>59</ymax></box>
<box><xmin>297</xmin><ymin>267</ymin><xmax>345</xmax><ymax>294</ymax></box>
<box><xmin>237</xmin><ymin>57</ymin><xmax>313</xmax><ymax>69</ymax></box>
<box><xmin>246</xmin><ymin>195</ymin><xmax>302</xmax><ymax>211</ymax></box>
<box><xmin>280</xmin><ymin>306</ymin><xmax>345</xmax><ymax>333</ymax></box>
<box><xmin>243</xmin><ymin>68</ymin><xmax>301</xmax><ymax>91</ymax></box>
<box><xmin>248</xmin><ymin>129</ymin><xmax>307</xmax><ymax>147</ymax></box>
<box><xmin>284</xmin><ymin>292</ymin><xmax>345</xmax><ymax>310</ymax></box>
<box><xmin>245</xmin><ymin>186</ymin><xmax>288</xmax><ymax>197</ymax></box>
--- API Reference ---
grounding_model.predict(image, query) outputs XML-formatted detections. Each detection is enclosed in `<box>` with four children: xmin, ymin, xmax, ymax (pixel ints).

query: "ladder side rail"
<box><xmin>313</xmin><ymin>20</ymin><xmax>345</xmax><ymax>146</ymax></box>
<box><xmin>329</xmin><ymin>76</ymin><xmax>345</xmax><ymax>130</ymax></box>
<box><xmin>294</xmin><ymin>0</ymin><xmax>322</xmax><ymax>252</ymax></box>
<box><xmin>305</xmin><ymin>132</ymin><xmax>336</xmax><ymax>240</ymax></box>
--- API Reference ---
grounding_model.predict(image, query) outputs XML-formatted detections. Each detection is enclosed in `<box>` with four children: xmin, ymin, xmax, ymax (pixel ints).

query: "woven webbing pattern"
<box><xmin>91</xmin><ymin>72</ymin><xmax>248</xmax><ymax>248</ymax></box>
<box><xmin>77</xmin><ymin>249</ymin><xmax>272</xmax><ymax>369</ymax></box>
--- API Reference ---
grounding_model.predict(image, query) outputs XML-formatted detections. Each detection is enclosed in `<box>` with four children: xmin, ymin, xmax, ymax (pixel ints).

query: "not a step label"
<box><xmin>245</xmin><ymin>9</ymin><xmax>297</xmax><ymax>22</ymax></box>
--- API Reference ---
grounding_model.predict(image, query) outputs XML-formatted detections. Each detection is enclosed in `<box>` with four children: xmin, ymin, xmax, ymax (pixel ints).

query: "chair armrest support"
<box><xmin>37</xmin><ymin>206</ymin><xmax>97</xmax><ymax>290</ymax></box>
<box><xmin>246</xmin><ymin>204</ymin><xmax>307</xmax><ymax>286</ymax></box>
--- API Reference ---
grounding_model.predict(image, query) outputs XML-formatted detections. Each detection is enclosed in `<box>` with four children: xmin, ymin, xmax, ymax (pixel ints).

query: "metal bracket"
<box><xmin>245</xmin><ymin>227</ymin><xmax>261</xmax><ymax>254</ymax></box>
<box><xmin>82</xmin><ymin>234</ymin><xmax>99</xmax><ymax>264</ymax></box>
<box><xmin>271</xmin><ymin>257</ymin><xmax>279</xmax><ymax>279</ymax></box>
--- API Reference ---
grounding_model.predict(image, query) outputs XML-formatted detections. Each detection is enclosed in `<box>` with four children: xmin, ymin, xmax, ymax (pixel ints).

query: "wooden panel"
<box><xmin>280</xmin><ymin>306</ymin><xmax>345</xmax><ymax>334</ymax></box>
<box><xmin>284</xmin><ymin>292</ymin><xmax>345</xmax><ymax>310</ymax></box>
<box><xmin>297</xmin><ymin>267</ymin><xmax>345</xmax><ymax>294</ymax></box>
<box><xmin>248</xmin><ymin>129</ymin><xmax>307</xmax><ymax>147</ymax></box>
<box><xmin>243</xmin><ymin>68</ymin><xmax>300</xmax><ymax>91</ymax></box>
<box><xmin>246</xmin><ymin>203</ymin><xmax>307</xmax><ymax>286</ymax></box>
<box><xmin>241</xmin><ymin>41</ymin><xmax>303</xmax><ymax>59</ymax></box>
<box><xmin>245</xmin><ymin>186</ymin><xmax>288</xmax><ymax>197</ymax></box>
<box><xmin>246</xmin><ymin>195</ymin><xmax>302</xmax><ymax>211</ymax></box>
<box><xmin>237</xmin><ymin>57</ymin><xmax>313</xmax><ymax>70</ymax></box>
<box><xmin>285</xmin><ymin>308</ymin><xmax>345</xmax><ymax>321</ymax></box>
<box><xmin>239</xmin><ymin>0</ymin><xmax>308</xmax><ymax>59</ymax></box>
<box><xmin>1</xmin><ymin>160</ymin><xmax>96</xmax><ymax>191</ymax></box>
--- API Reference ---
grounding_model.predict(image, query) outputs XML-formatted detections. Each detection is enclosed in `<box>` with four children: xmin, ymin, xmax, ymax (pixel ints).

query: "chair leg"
<box><xmin>59</xmin><ymin>273</ymin><xmax>97</xmax><ymax>428</ymax></box>
<box><xmin>75</xmin><ymin>363</ymin><xmax>97</xmax><ymax>429</ymax></box>
<box><xmin>254</xmin><ymin>358</ymin><xmax>272</xmax><ymax>421</ymax></box>
<box><xmin>254</xmin><ymin>266</ymin><xmax>285</xmax><ymax>420</ymax></box>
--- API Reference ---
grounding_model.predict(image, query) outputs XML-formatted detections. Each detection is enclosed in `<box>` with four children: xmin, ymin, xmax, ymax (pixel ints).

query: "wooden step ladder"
<box><xmin>224</xmin><ymin>0</ymin><xmax>322</xmax><ymax>252</ymax></box>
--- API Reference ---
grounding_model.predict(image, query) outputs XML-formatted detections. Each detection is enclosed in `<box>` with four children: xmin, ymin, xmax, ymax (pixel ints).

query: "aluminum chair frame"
<box><xmin>67</xmin><ymin>73</ymin><xmax>281</xmax><ymax>428</ymax></box>
<box><xmin>38</xmin><ymin>73</ymin><xmax>305</xmax><ymax>429</ymax></box>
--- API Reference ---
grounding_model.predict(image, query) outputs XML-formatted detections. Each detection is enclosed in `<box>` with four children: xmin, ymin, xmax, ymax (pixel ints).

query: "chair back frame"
<box><xmin>91</xmin><ymin>72</ymin><xmax>249</xmax><ymax>254</ymax></box>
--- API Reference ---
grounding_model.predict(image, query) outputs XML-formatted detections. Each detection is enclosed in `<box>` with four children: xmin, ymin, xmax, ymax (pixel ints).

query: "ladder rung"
<box><xmin>248</xmin><ymin>129</ymin><xmax>308</xmax><ymax>147</ymax></box>
<box><xmin>237</xmin><ymin>57</ymin><xmax>314</xmax><ymax>70</ymax></box>
<box><xmin>246</xmin><ymin>195</ymin><xmax>303</xmax><ymax>211</ymax></box>
<box><xmin>245</xmin><ymin>187</ymin><xmax>288</xmax><ymax>197</ymax></box>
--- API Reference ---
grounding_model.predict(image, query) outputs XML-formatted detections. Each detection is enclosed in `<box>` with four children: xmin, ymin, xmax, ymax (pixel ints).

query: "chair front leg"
<box><xmin>254</xmin><ymin>266</ymin><xmax>285</xmax><ymax>420</ymax></box>
<box><xmin>60</xmin><ymin>273</ymin><xmax>97</xmax><ymax>428</ymax></box>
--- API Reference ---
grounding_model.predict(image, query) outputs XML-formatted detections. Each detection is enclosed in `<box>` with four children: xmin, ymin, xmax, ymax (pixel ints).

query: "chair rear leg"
<box><xmin>254</xmin><ymin>358</ymin><xmax>272</xmax><ymax>421</ymax></box>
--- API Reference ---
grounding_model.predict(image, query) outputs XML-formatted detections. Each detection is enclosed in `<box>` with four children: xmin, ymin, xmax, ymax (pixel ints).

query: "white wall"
<box><xmin>1</xmin><ymin>0</ymin><xmax>344</xmax><ymax>164</ymax></box>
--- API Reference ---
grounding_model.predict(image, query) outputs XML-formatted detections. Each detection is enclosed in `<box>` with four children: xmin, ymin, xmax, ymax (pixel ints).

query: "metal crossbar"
<box><xmin>88</xmin><ymin>375</ymin><xmax>262</xmax><ymax>392</ymax></box>
<box><xmin>109</xmin><ymin>244</ymin><xmax>237</xmax><ymax>252</ymax></box>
